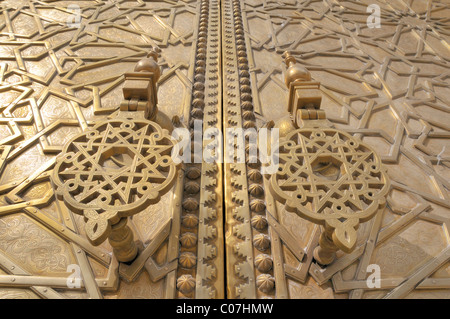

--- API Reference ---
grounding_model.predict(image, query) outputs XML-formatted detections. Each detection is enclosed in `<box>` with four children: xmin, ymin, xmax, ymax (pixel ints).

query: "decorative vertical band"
<box><xmin>222</xmin><ymin>0</ymin><xmax>278</xmax><ymax>299</ymax></box>
<box><xmin>195</xmin><ymin>0</ymin><xmax>224</xmax><ymax>299</ymax></box>
<box><xmin>175</xmin><ymin>0</ymin><xmax>223</xmax><ymax>299</ymax></box>
<box><xmin>222</xmin><ymin>0</ymin><xmax>256</xmax><ymax>299</ymax></box>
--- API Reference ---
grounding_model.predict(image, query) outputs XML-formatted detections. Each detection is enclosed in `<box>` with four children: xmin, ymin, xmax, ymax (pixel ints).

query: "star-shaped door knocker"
<box><xmin>51</xmin><ymin>49</ymin><xmax>179</xmax><ymax>264</ymax></box>
<box><xmin>269</xmin><ymin>52</ymin><xmax>390</xmax><ymax>266</ymax></box>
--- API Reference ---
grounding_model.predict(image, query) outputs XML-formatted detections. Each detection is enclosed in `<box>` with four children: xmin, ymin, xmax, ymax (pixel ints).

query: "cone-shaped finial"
<box><xmin>134</xmin><ymin>47</ymin><xmax>161</xmax><ymax>81</ymax></box>
<box><xmin>283</xmin><ymin>51</ymin><xmax>311</xmax><ymax>88</ymax></box>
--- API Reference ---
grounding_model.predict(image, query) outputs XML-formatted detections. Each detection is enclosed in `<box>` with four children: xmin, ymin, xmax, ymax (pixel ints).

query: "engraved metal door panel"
<box><xmin>0</xmin><ymin>0</ymin><xmax>223</xmax><ymax>299</ymax></box>
<box><xmin>0</xmin><ymin>0</ymin><xmax>449</xmax><ymax>300</ymax></box>
<box><xmin>222</xmin><ymin>0</ymin><xmax>450</xmax><ymax>299</ymax></box>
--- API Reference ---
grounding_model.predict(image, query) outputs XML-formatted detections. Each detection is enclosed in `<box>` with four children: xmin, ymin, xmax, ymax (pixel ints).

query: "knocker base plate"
<box><xmin>270</xmin><ymin>127</ymin><xmax>390</xmax><ymax>255</ymax></box>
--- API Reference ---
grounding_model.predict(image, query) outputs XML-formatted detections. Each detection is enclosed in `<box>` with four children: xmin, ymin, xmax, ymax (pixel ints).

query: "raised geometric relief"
<box><xmin>51</xmin><ymin>118</ymin><xmax>177</xmax><ymax>246</ymax></box>
<box><xmin>266</xmin><ymin>50</ymin><xmax>391</xmax><ymax>271</ymax></box>
<box><xmin>0</xmin><ymin>0</ymin><xmax>448</xmax><ymax>300</ymax></box>
<box><xmin>232</xmin><ymin>0</ymin><xmax>450</xmax><ymax>300</ymax></box>
<box><xmin>270</xmin><ymin>128</ymin><xmax>390</xmax><ymax>255</ymax></box>
<box><xmin>0</xmin><ymin>0</ymin><xmax>215</xmax><ymax>299</ymax></box>
<box><xmin>48</xmin><ymin>39</ymin><xmax>181</xmax><ymax>267</ymax></box>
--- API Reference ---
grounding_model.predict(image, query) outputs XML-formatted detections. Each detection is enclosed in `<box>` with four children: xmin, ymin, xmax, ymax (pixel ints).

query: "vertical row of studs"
<box><xmin>231</xmin><ymin>0</ymin><xmax>276</xmax><ymax>298</ymax></box>
<box><xmin>195</xmin><ymin>0</ymin><xmax>222</xmax><ymax>299</ymax></box>
<box><xmin>223</xmin><ymin>0</ymin><xmax>257</xmax><ymax>299</ymax></box>
<box><xmin>175</xmin><ymin>0</ymin><xmax>211</xmax><ymax>298</ymax></box>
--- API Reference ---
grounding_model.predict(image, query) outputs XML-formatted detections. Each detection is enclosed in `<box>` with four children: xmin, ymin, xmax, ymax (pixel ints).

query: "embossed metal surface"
<box><xmin>223</xmin><ymin>0</ymin><xmax>450</xmax><ymax>299</ymax></box>
<box><xmin>0</xmin><ymin>0</ymin><xmax>218</xmax><ymax>299</ymax></box>
<box><xmin>0</xmin><ymin>0</ymin><xmax>448</xmax><ymax>299</ymax></box>
<box><xmin>52</xmin><ymin>118</ymin><xmax>177</xmax><ymax>253</ymax></box>
<box><xmin>271</xmin><ymin>127</ymin><xmax>390</xmax><ymax>253</ymax></box>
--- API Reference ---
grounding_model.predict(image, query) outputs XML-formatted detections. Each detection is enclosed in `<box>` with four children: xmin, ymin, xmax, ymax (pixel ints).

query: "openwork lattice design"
<box><xmin>52</xmin><ymin>119</ymin><xmax>177</xmax><ymax>245</ymax></box>
<box><xmin>269</xmin><ymin>128</ymin><xmax>390</xmax><ymax>252</ymax></box>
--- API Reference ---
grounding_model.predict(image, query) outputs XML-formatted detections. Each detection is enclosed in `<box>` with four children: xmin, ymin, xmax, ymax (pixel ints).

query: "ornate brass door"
<box><xmin>0</xmin><ymin>0</ymin><xmax>449</xmax><ymax>299</ymax></box>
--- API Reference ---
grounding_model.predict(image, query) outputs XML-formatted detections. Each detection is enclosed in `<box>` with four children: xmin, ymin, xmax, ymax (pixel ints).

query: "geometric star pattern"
<box><xmin>54</xmin><ymin>119</ymin><xmax>176</xmax><ymax>212</ymax></box>
<box><xmin>0</xmin><ymin>0</ymin><xmax>199</xmax><ymax>299</ymax></box>
<box><xmin>270</xmin><ymin>128</ymin><xmax>390</xmax><ymax>253</ymax></box>
<box><xmin>52</xmin><ymin>119</ymin><xmax>177</xmax><ymax>245</ymax></box>
<box><xmin>240</xmin><ymin>0</ymin><xmax>450</xmax><ymax>299</ymax></box>
<box><xmin>0</xmin><ymin>0</ymin><xmax>448</xmax><ymax>299</ymax></box>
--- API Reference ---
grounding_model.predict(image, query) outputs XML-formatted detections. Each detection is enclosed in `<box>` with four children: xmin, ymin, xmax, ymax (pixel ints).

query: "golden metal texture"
<box><xmin>0</xmin><ymin>0</ymin><xmax>448</xmax><ymax>300</ymax></box>
<box><xmin>0</xmin><ymin>0</ymin><xmax>221</xmax><ymax>299</ymax></box>
<box><xmin>270</xmin><ymin>127</ymin><xmax>390</xmax><ymax>261</ymax></box>
<box><xmin>223</xmin><ymin>0</ymin><xmax>450</xmax><ymax>299</ymax></box>
<box><xmin>52</xmin><ymin>51</ymin><xmax>179</xmax><ymax>265</ymax></box>
<box><xmin>52</xmin><ymin>118</ymin><xmax>177</xmax><ymax>257</ymax></box>
<box><xmin>268</xmin><ymin>54</ymin><xmax>390</xmax><ymax>266</ymax></box>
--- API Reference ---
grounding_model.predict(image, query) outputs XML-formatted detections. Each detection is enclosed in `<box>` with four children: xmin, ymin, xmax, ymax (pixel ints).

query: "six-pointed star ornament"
<box><xmin>51</xmin><ymin>118</ymin><xmax>178</xmax><ymax>245</ymax></box>
<box><xmin>269</xmin><ymin>128</ymin><xmax>390</xmax><ymax>256</ymax></box>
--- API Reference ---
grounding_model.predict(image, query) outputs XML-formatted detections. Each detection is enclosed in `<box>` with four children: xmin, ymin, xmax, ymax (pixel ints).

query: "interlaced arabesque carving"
<box><xmin>0</xmin><ymin>0</ymin><xmax>448</xmax><ymax>299</ymax></box>
<box><xmin>52</xmin><ymin>118</ymin><xmax>177</xmax><ymax>244</ymax></box>
<box><xmin>270</xmin><ymin>128</ymin><xmax>390</xmax><ymax>252</ymax></box>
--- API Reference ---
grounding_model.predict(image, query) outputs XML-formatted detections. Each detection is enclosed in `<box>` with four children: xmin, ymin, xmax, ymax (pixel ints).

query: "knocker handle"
<box><xmin>108</xmin><ymin>218</ymin><xmax>138</xmax><ymax>263</ymax></box>
<box><xmin>268</xmin><ymin>53</ymin><xmax>390</xmax><ymax>266</ymax></box>
<box><xmin>52</xmin><ymin>50</ymin><xmax>179</xmax><ymax>264</ymax></box>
